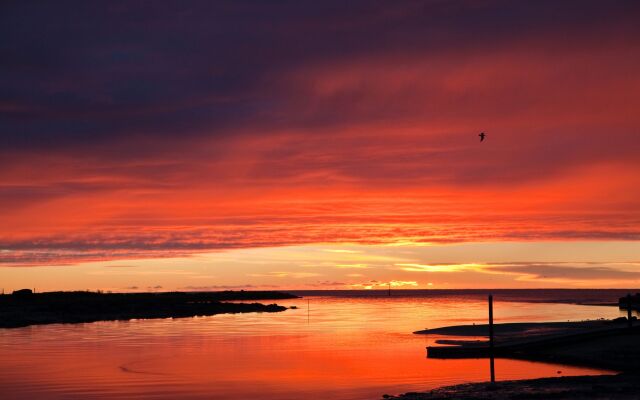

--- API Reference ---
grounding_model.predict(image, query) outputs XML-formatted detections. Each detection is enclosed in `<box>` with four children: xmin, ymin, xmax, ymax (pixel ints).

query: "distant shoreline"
<box><xmin>289</xmin><ymin>288</ymin><xmax>633</xmax><ymax>309</ymax></box>
<box><xmin>0</xmin><ymin>290</ymin><xmax>298</xmax><ymax>329</ymax></box>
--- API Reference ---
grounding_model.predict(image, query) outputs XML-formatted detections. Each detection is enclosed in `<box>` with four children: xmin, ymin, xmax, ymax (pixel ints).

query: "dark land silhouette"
<box><xmin>418</xmin><ymin>319</ymin><xmax>640</xmax><ymax>370</ymax></box>
<box><xmin>0</xmin><ymin>290</ymin><xmax>298</xmax><ymax>328</ymax></box>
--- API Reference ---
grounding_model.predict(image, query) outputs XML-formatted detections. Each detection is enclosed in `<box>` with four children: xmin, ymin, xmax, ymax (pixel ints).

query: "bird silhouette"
<box><xmin>479</xmin><ymin>132</ymin><xmax>486</xmax><ymax>142</ymax></box>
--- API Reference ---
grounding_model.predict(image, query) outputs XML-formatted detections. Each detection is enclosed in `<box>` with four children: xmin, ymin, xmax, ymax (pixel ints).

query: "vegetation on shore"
<box><xmin>619</xmin><ymin>293</ymin><xmax>640</xmax><ymax>311</ymax></box>
<box><xmin>0</xmin><ymin>290</ymin><xmax>298</xmax><ymax>328</ymax></box>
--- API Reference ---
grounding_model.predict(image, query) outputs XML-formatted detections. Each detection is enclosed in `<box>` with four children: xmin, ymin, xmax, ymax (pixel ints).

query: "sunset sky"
<box><xmin>1</xmin><ymin>1</ymin><xmax>640</xmax><ymax>292</ymax></box>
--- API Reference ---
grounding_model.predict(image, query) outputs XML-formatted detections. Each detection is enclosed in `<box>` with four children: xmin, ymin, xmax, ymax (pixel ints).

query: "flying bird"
<box><xmin>479</xmin><ymin>132</ymin><xmax>486</xmax><ymax>142</ymax></box>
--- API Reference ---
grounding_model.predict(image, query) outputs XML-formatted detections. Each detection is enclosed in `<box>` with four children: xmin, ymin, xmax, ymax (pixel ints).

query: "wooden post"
<box><xmin>627</xmin><ymin>294</ymin><xmax>633</xmax><ymax>329</ymax></box>
<box><xmin>489</xmin><ymin>294</ymin><xmax>495</xmax><ymax>384</ymax></box>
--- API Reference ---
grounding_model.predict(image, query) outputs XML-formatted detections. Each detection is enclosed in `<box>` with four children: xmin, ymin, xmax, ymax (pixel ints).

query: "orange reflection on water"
<box><xmin>0</xmin><ymin>294</ymin><xmax>621</xmax><ymax>399</ymax></box>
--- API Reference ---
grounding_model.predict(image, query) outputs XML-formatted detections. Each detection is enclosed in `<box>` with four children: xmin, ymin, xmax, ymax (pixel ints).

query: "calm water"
<box><xmin>0</xmin><ymin>290</ymin><xmax>634</xmax><ymax>399</ymax></box>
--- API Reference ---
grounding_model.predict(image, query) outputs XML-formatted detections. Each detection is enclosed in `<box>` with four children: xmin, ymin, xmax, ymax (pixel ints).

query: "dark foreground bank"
<box><xmin>0</xmin><ymin>290</ymin><xmax>298</xmax><ymax>328</ymax></box>
<box><xmin>385</xmin><ymin>373</ymin><xmax>640</xmax><ymax>399</ymax></box>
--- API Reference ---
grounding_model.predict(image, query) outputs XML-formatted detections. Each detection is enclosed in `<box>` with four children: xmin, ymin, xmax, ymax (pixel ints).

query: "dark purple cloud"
<box><xmin>2</xmin><ymin>0</ymin><xmax>639</xmax><ymax>152</ymax></box>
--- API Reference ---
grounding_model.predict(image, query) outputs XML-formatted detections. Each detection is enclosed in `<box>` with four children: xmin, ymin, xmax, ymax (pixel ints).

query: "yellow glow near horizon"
<box><xmin>1</xmin><ymin>241</ymin><xmax>640</xmax><ymax>292</ymax></box>
<box><xmin>395</xmin><ymin>263</ymin><xmax>484</xmax><ymax>272</ymax></box>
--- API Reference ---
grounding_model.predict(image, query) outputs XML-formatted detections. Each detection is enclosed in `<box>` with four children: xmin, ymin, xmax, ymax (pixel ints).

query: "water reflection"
<box><xmin>0</xmin><ymin>294</ymin><xmax>624</xmax><ymax>399</ymax></box>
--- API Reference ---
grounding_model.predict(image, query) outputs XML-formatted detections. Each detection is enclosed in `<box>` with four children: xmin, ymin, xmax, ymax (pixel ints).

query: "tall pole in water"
<box><xmin>489</xmin><ymin>294</ymin><xmax>495</xmax><ymax>384</ymax></box>
<box><xmin>627</xmin><ymin>294</ymin><xmax>633</xmax><ymax>330</ymax></box>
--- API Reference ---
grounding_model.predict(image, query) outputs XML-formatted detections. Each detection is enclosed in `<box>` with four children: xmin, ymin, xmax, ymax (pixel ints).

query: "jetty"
<box><xmin>416</xmin><ymin>294</ymin><xmax>640</xmax><ymax>371</ymax></box>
